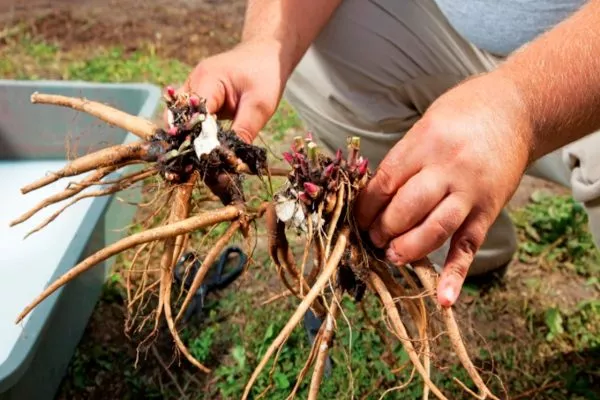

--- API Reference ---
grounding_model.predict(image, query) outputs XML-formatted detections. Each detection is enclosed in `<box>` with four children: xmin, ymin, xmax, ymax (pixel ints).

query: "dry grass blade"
<box><xmin>30</xmin><ymin>92</ymin><xmax>158</xmax><ymax>141</ymax></box>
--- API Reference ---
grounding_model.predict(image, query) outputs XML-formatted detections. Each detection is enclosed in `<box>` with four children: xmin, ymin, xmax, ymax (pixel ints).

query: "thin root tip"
<box><xmin>15</xmin><ymin>313</ymin><xmax>26</xmax><ymax>324</ymax></box>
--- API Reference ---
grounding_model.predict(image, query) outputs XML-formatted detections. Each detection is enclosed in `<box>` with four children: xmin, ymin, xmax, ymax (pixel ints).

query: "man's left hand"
<box><xmin>354</xmin><ymin>72</ymin><xmax>533</xmax><ymax>307</ymax></box>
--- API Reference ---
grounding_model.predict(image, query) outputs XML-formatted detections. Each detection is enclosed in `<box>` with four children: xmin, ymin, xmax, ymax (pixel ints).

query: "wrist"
<box><xmin>238</xmin><ymin>35</ymin><xmax>299</xmax><ymax>80</ymax></box>
<box><xmin>489</xmin><ymin>68</ymin><xmax>539</xmax><ymax>164</ymax></box>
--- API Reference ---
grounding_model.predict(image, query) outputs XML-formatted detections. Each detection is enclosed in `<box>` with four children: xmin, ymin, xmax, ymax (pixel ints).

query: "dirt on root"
<box><xmin>0</xmin><ymin>0</ymin><xmax>246</xmax><ymax>64</ymax></box>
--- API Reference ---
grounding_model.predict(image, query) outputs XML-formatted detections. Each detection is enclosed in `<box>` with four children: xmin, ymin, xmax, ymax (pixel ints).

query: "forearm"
<box><xmin>241</xmin><ymin>0</ymin><xmax>343</xmax><ymax>76</ymax></box>
<box><xmin>497</xmin><ymin>0</ymin><xmax>600</xmax><ymax>161</ymax></box>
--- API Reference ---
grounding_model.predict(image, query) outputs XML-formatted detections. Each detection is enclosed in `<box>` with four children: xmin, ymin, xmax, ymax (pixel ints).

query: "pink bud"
<box><xmin>167</xmin><ymin>126</ymin><xmax>179</xmax><ymax>136</ymax></box>
<box><xmin>166</xmin><ymin>86</ymin><xmax>175</xmax><ymax>97</ymax></box>
<box><xmin>358</xmin><ymin>158</ymin><xmax>369</xmax><ymax>175</ymax></box>
<box><xmin>323</xmin><ymin>163</ymin><xmax>334</xmax><ymax>178</ymax></box>
<box><xmin>282</xmin><ymin>152</ymin><xmax>294</xmax><ymax>165</ymax></box>
<box><xmin>335</xmin><ymin>149</ymin><xmax>342</xmax><ymax>163</ymax></box>
<box><xmin>306</xmin><ymin>131</ymin><xmax>313</xmax><ymax>141</ymax></box>
<box><xmin>298</xmin><ymin>191</ymin><xmax>311</xmax><ymax>204</ymax></box>
<box><xmin>303</xmin><ymin>182</ymin><xmax>321</xmax><ymax>198</ymax></box>
<box><xmin>189</xmin><ymin>95</ymin><xmax>200</xmax><ymax>109</ymax></box>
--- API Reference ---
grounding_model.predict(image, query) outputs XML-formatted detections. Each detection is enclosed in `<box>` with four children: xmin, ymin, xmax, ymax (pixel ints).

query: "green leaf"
<box><xmin>544</xmin><ymin>307</ymin><xmax>564</xmax><ymax>341</ymax></box>
<box><xmin>273</xmin><ymin>372</ymin><xmax>290</xmax><ymax>389</ymax></box>
<box><xmin>232</xmin><ymin>345</ymin><xmax>246</xmax><ymax>369</ymax></box>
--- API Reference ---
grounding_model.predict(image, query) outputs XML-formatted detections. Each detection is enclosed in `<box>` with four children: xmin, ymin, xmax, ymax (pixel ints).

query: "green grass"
<box><xmin>5</xmin><ymin>31</ymin><xmax>599</xmax><ymax>399</ymax></box>
<box><xmin>0</xmin><ymin>33</ymin><xmax>190</xmax><ymax>85</ymax></box>
<box><xmin>512</xmin><ymin>191</ymin><xmax>600</xmax><ymax>277</ymax></box>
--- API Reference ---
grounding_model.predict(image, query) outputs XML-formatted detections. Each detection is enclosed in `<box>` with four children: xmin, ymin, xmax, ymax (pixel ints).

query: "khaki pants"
<box><xmin>283</xmin><ymin>0</ymin><xmax>600</xmax><ymax>275</ymax></box>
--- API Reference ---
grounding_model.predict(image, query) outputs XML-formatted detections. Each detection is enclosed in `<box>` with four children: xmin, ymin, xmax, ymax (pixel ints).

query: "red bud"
<box><xmin>282</xmin><ymin>152</ymin><xmax>294</xmax><ymax>165</ymax></box>
<box><xmin>303</xmin><ymin>182</ymin><xmax>321</xmax><ymax>198</ymax></box>
<box><xmin>298</xmin><ymin>191</ymin><xmax>311</xmax><ymax>205</ymax></box>
<box><xmin>167</xmin><ymin>126</ymin><xmax>179</xmax><ymax>136</ymax></box>
<box><xmin>189</xmin><ymin>95</ymin><xmax>200</xmax><ymax>109</ymax></box>
<box><xmin>166</xmin><ymin>86</ymin><xmax>175</xmax><ymax>97</ymax></box>
<box><xmin>323</xmin><ymin>163</ymin><xmax>334</xmax><ymax>178</ymax></box>
<box><xmin>358</xmin><ymin>158</ymin><xmax>369</xmax><ymax>175</ymax></box>
<box><xmin>335</xmin><ymin>149</ymin><xmax>343</xmax><ymax>163</ymax></box>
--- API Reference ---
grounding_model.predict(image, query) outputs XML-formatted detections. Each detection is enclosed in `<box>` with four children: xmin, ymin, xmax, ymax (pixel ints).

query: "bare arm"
<box><xmin>497</xmin><ymin>0</ymin><xmax>600</xmax><ymax>162</ymax></box>
<box><xmin>241</xmin><ymin>0</ymin><xmax>343</xmax><ymax>77</ymax></box>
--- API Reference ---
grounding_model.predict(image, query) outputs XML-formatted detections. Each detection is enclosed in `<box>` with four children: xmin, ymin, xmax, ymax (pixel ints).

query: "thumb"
<box><xmin>231</xmin><ymin>93</ymin><xmax>274</xmax><ymax>143</ymax></box>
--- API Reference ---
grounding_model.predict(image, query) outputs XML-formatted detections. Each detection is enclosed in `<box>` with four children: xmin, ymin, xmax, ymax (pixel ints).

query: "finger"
<box><xmin>181</xmin><ymin>76</ymin><xmax>227</xmax><ymax>115</ymax></box>
<box><xmin>385</xmin><ymin>193</ymin><xmax>471</xmax><ymax>265</ymax></box>
<box><xmin>231</xmin><ymin>92</ymin><xmax>274</xmax><ymax>143</ymax></box>
<box><xmin>354</xmin><ymin>140</ymin><xmax>420</xmax><ymax>231</ymax></box>
<box><xmin>436</xmin><ymin>212</ymin><xmax>490</xmax><ymax>307</ymax></box>
<box><xmin>369</xmin><ymin>168</ymin><xmax>448</xmax><ymax>248</ymax></box>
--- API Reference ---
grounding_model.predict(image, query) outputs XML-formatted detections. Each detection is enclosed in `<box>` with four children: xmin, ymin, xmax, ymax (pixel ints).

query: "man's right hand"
<box><xmin>174</xmin><ymin>40</ymin><xmax>288</xmax><ymax>143</ymax></box>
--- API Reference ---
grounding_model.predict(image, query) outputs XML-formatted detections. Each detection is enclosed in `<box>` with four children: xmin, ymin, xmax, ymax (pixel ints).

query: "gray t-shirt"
<box><xmin>433</xmin><ymin>0</ymin><xmax>585</xmax><ymax>56</ymax></box>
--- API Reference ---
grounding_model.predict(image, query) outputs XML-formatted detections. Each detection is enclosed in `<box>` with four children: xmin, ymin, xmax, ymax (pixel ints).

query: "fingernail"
<box><xmin>438</xmin><ymin>283</ymin><xmax>458</xmax><ymax>306</ymax></box>
<box><xmin>369</xmin><ymin>231</ymin><xmax>384</xmax><ymax>248</ymax></box>
<box><xmin>386</xmin><ymin>248</ymin><xmax>403</xmax><ymax>265</ymax></box>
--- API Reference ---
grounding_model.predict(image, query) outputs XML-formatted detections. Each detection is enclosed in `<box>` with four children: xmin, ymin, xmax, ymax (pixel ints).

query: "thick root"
<box><xmin>20</xmin><ymin>141</ymin><xmax>151</xmax><ymax>194</ymax></box>
<box><xmin>155</xmin><ymin>175</ymin><xmax>197</xmax><ymax>331</ymax></box>
<box><xmin>175</xmin><ymin>220</ymin><xmax>241</xmax><ymax>323</ymax></box>
<box><xmin>15</xmin><ymin>205</ymin><xmax>241</xmax><ymax>323</ymax></box>
<box><xmin>23</xmin><ymin>168</ymin><xmax>158</xmax><ymax>238</ymax></box>
<box><xmin>10</xmin><ymin>165</ymin><xmax>118</xmax><ymax>226</ymax></box>
<box><xmin>265</xmin><ymin>203</ymin><xmax>326</xmax><ymax>316</ymax></box>
<box><xmin>411</xmin><ymin>259</ymin><xmax>499</xmax><ymax>400</ymax></box>
<box><xmin>242</xmin><ymin>227</ymin><xmax>350</xmax><ymax>400</ymax></box>
<box><xmin>31</xmin><ymin>92</ymin><xmax>159</xmax><ymax>141</ymax></box>
<box><xmin>160</xmin><ymin>178</ymin><xmax>210</xmax><ymax>373</ymax></box>
<box><xmin>307</xmin><ymin>290</ymin><xmax>341</xmax><ymax>400</ymax></box>
<box><xmin>370</xmin><ymin>272</ymin><xmax>448</xmax><ymax>400</ymax></box>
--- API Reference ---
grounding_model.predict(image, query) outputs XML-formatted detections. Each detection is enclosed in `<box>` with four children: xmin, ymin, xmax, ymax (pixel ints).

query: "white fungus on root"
<box><xmin>193</xmin><ymin>113</ymin><xmax>221</xmax><ymax>158</ymax></box>
<box><xmin>274</xmin><ymin>190</ymin><xmax>322</xmax><ymax>232</ymax></box>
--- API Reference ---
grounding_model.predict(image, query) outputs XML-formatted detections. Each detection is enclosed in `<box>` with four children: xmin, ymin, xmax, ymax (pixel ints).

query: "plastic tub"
<box><xmin>0</xmin><ymin>80</ymin><xmax>161</xmax><ymax>400</ymax></box>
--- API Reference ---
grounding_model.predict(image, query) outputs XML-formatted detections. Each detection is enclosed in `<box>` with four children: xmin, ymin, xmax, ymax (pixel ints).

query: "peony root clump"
<box><xmin>10</xmin><ymin>88</ymin><xmax>502</xmax><ymax>399</ymax></box>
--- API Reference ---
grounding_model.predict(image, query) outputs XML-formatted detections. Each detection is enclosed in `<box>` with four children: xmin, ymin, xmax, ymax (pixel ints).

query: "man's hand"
<box><xmin>174</xmin><ymin>40</ymin><xmax>287</xmax><ymax>143</ymax></box>
<box><xmin>356</xmin><ymin>0</ymin><xmax>600</xmax><ymax>308</ymax></box>
<box><xmin>355</xmin><ymin>72</ymin><xmax>534</xmax><ymax>307</ymax></box>
<box><xmin>171</xmin><ymin>0</ymin><xmax>343</xmax><ymax>143</ymax></box>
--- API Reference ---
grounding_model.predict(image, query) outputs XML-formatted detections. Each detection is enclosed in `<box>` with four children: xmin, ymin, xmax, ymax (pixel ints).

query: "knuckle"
<box><xmin>376</xmin><ymin>223</ymin><xmax>396</xmax><ymax>245</ymax></box>
<box><xmin>252</xmin><ymin>98</ymin><xmax>275</xmax><ymax>120</ymax></box>
<box><xmin>373</xmin><ymin>166</ymin><xmax>397</xmax><ymax>197</ymax></box>
<box><xmin>390</xmin><ymin>238</ymin><xmax>418</xmax><ymax>262</ymax></box>
<box><xmin>430</xmin><ymin>218</ymin><xmax>455</xmax><ymax>245</ymax></box>
<box><xmin>456</xmin><ymin>234</ymin><xmax>479</xmax><ymax>257</ymax></box>
<box><xmin>447</xmin><ymin>261</ymin><xmax>470</xmax><ymax>280</ymax></box>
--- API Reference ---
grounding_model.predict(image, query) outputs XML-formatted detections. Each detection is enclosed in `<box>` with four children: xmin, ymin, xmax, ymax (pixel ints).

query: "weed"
<box><xmin>512</xmin><ymin>191</ymin><xmax>600</xmax><ymax>277</ymax></box>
